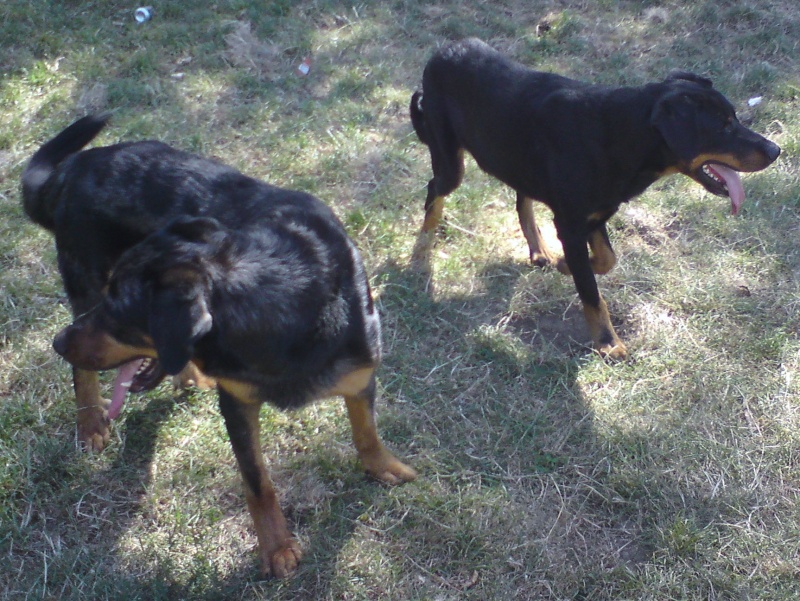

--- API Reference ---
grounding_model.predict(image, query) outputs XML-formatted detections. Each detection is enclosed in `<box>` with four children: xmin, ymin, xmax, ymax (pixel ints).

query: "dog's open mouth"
<box><xmin>108</xmin><ymin>358</ymin><xmax>166</xmax><ymax>419</ymax></box>
<box><xmin>697</xmin><ymin>162</ymin><xmax>745</xmax><ymax>215</ymax></box>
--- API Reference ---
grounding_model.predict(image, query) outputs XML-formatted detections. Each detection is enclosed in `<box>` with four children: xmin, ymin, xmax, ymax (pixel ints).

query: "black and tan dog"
<box><xmin>410</xmin><ymin>38</ymin><xmax>780</xmax><ymax>359</ymax></box>
<box><xmin>46</xmin><ymin>135</ymin><xmax>416</xmax><ymax>577</ymax></box>
<box><xmin>23</xmin><ymin>114</ymin><xmax>221</xmax><ymax>450</ymax></box>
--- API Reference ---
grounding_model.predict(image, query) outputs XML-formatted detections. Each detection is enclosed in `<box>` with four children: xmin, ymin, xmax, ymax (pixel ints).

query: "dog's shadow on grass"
<box><xmin>380</xmin><ymin>254</ymin><xmax>597</xmax><ymax>359</ymax></box>
<box><xmin>358</xmin><ymin>254</ymin><xmax>772</xmax><ymax>595</ymax></box>
<box><xmin>16</xmin><ymin>388</ymin><xmax>202</xmax><ymax>598</ymax></box>
<box><xmin>37</xmin><ymin>256</ymin><xmax>599</xmax><ymax>598</ymax></box>
<box><xmin>113</xmin><ymin>394</ymin><xmax>182</xmax><ymax>468</ymax></box>
<box><xmin>104</xmin><ymin>388</ymin><xmax>420</xmax><ymax>598</ymax></box>
<box><xmin>43</xmin><ymin>255</ymin><xmax>613</xmax><ymax>598</ymax></box>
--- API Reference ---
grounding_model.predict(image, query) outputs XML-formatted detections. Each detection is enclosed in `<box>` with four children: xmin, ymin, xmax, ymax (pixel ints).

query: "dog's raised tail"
<box><xmin>409</xmin><ymin>91</ymin><xmax>428</xmax><ymax>145</ymax></box>
<box><xmin>22</xmin><ymin>113</ymin><xmax>111</xmax><ymax>230</ymax></box>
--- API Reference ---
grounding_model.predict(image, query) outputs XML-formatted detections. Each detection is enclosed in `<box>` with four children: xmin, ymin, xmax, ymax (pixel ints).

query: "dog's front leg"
<box><xmin>218</xmin><ymin>388</ymin><xmax>301</xmax><ymax>579</ymax></box>
<box><xmin>558</xmin><ymin>228</ymin><xmax>627</xmax><ymax>360</ymax></box>
<box><xmin>552</xmin><ymin>227</ymin><xmax>617</xmax><ymax>276</ymax></box>
<box><xmin>74</xmin><ymin>368</ymin><xmax>111</xmax><ymax>451</ymax></box>
<box><xmin>62</xmin><ymin>275</ymin><xmax>113</xmax><ymax>450</ymax></box>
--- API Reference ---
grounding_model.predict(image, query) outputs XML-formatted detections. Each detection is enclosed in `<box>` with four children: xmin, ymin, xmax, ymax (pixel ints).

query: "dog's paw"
<box><xmin>173</xmin><ymin>362</ymin><xmax>216</xmax><ymax>390</ymax></box>
<box><xmin>363</xmin><ymin>450</ymin><xmax>418</xmax><ymax>486</ymax></box>
<box><xmin>554</xmin><ymin>257</ymin><xmax>573</xmax><ymax>276</ymax></box>
<box><xmin>77</xmin><ymin>404</ymin><xmax>111</xmax><ymax>452</ymax></box>
<box><xmin>597</xmin><ymin>342</ymin><xmax>628</xmax><ymax>361</ymax></box>
<box><xmin>375</xmin><ymin>461</ymin><xmax>418</xmax><ymax>486</ymax></box>
<box><xmin>261</xmin><ymin>539</ymin><xmax>303</xmax><ymax>579</ymax></box>
<box><xmin>530</xmin><ymin>252</ymin><xmax>556</xmax><ymax>269</ymax></box>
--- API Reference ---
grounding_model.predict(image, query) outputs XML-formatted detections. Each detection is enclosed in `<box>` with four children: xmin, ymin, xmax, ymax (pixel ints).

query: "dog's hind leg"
<box><xmin>341</xmin><ymin>370</ymin><xmax>417</xmax><ymax>485</ymax></box>
<box><xmin>587</xmin><ymin>226</ymin><xmax>616</xmax><ymax>275</ymax></box>
<box><xmin>218</xmin><ymin>388</ymin><xmax>302</xmax><ymax>579</ymax></box>
<box><xmin>516</xmin><ymin>192</ymin><xmax>558</xmax><ymax>268</ymax></box>
<box><xmin>411</xmin><ymin>127</ymin><xmax>465</xmax><ymax>270</ymax></box>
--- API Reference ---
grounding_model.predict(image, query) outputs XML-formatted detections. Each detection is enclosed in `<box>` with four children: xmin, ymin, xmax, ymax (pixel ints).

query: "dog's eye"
<box><xmin>723</xmin><ymin>118</ymin><xmax>736</xmax><ymax>133</ymax></box>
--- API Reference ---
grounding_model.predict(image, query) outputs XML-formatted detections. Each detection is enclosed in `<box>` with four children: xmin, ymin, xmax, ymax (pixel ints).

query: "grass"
<box><xmin>2</xmin><ymin>0</ymin><xmax>800</xmax><ymax>599</ymax></box>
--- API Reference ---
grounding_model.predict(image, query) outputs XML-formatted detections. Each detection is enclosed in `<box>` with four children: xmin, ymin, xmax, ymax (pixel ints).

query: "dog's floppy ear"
<box><xmin>651</xmin><ymin>91</ymin><xmax>698</xmax><ymax>163</ymax></box>
<box><xmin>665</xmin><ymin>70</ymin><xmax>713</xmax><ymax>88</ymax></box>
<box><xmin>149</xmin><ymin>276</ymin><xmax>213</xmax><ymax>375</ymax></box>
<box><xmin>147</xmin><ymin>216</ymin><xmax>222</xmax><ymax>374</ymax></box>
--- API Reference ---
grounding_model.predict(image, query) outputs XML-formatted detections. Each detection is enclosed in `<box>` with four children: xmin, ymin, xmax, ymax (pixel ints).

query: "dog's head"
<box><xmin>651</xmin><ymin>71</ymin><xmax>780</xmax><ymax>214</ymax></box>
<box><xmin>53</xmin><ymin>217</ymin><xmax>219</xmax><ymax>413</ymax></box>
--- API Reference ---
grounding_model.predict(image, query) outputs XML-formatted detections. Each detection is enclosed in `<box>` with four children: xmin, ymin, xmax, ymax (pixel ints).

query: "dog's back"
<box><xmin>413</xmin><ymin>39</ymin><xmax>598</xmax><ymax>192</ymax></box>
<box><xmin>24</xmin><ymin>119</ymin><xmax>341</xmax><ymax>262</ymax></box>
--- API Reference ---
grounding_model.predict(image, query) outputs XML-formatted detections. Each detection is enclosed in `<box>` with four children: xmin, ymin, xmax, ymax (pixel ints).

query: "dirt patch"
<box><xmin>506</xmin><ymin>305</ymin><xmax>591</xmax><ymax>357</ymax></box>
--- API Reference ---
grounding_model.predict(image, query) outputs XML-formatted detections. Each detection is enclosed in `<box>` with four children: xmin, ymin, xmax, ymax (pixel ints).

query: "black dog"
<box><xmin>23</xmin><ymin>114</ymin><xmax>222</xmax><ymax>450</ymax></box>
<box><xmin>47</xmin><ymin>131</ymin><xmax>417</xmax><ymax>578</ymax></box>
<box><xmin>410</xmin><ymin>38</ymin><xmax>780</xmax><ymax>359</ymax></box>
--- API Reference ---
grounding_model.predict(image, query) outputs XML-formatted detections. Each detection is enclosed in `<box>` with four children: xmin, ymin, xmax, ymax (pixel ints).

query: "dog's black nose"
<box><xmin>766</xmin><ymin>141</ymin><xmax>781</xmax><ymax>163</ymax></box>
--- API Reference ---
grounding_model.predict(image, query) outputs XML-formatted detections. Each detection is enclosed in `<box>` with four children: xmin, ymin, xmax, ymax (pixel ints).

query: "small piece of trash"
<box><xmin>748</xmin><ymin>96</ymin><xmax>763</xmax><ymax>107</ymax></box>
<box><xmin>134</xmin><ymin>6</ymin><xmax>154</xmax><ymax>23</ymax></box>
<box><xmin>296</xmin><ymin>57</ymin><xmax>311</xmax><ymax>76</ymax></box>
<box><xmin>171</xmin><ymin>72</ymin><xmax>185</xmax><ymax>80</ymax></box>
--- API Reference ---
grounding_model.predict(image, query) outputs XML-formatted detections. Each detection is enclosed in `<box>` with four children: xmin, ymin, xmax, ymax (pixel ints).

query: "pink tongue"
<box><xmin>708</xmin><ymin>164</ymin><xmax>745</xmax><ymax>215</ymax></box>
<box><xmin>109</xmin><ymin>359</ymin><xmax>144</xmax><ymax>420</ymax></box>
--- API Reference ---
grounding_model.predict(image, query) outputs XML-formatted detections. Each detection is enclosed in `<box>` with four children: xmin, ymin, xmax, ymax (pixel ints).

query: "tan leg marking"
<box><xmin>517</xmin><ymin>195</ymin><xmax>558</xmax><ymax>267</ymax></box>
<box><xmin>555</xmin><ymin>230</ymin><xmax>617</xmax><ymax>276</ymax></box>
<box><xmin>231</xmin><ymin>400</ymin><xmax>301</xmax><ymax>579</ymax></box>
<box><xmin>410</xmin><ymin>195</ymin><xmax>445</xmax><ymax>270</ymax></box>
<box><xmin>216</xmin><ymin>378</ymin><xmax>258</xmax><ymax>404</ymax></box>
<box><xmin>587</xmin><ymin>229</ymin><xmax>617</xmax><ymax>275</ymax></box>
<box><xmin>582</xmin><ymin>297</ymin><xmax>627</xmax><ymax>360</ymax></box>
<box><xmin>74</xmin><ymin>368</ymin><xmax>110</xmax><ymax>452</ymax></box>
<box><xmin>344</xmin><ymin>393</ymin><xmax>417</xmax><ymax>486</ymax></box>
<box><xmin>411</xmin><ymin>196</ymin><xmax>444</xmax><ymax>274</ymax></box>
<box><xmin>173</xmin><ymin>361</ymin><xmax>216</xmax><ymax>390</ymax></box>
<box><xmin>328</xmin><ymin>367</ymin><xmax>374</xmax><ymax>397</ymax></box>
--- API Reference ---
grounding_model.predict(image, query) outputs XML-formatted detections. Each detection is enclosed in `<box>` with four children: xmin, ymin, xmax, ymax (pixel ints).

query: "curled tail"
<box><xmin>22</xmin><ymin>113</ymin><xmax>111</xmax><ymax>230</ymax></box>
<box><xmin>409</xmin><ymin>91</ymin><xmax>428</xmax><ymax>145</ymax></box>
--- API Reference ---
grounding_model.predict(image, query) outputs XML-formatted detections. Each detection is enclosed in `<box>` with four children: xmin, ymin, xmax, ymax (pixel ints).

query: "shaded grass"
<box><xmin>2</xmin><ymin>0</ymin><xmax>800</xmax><ymax>599</ymax></box>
